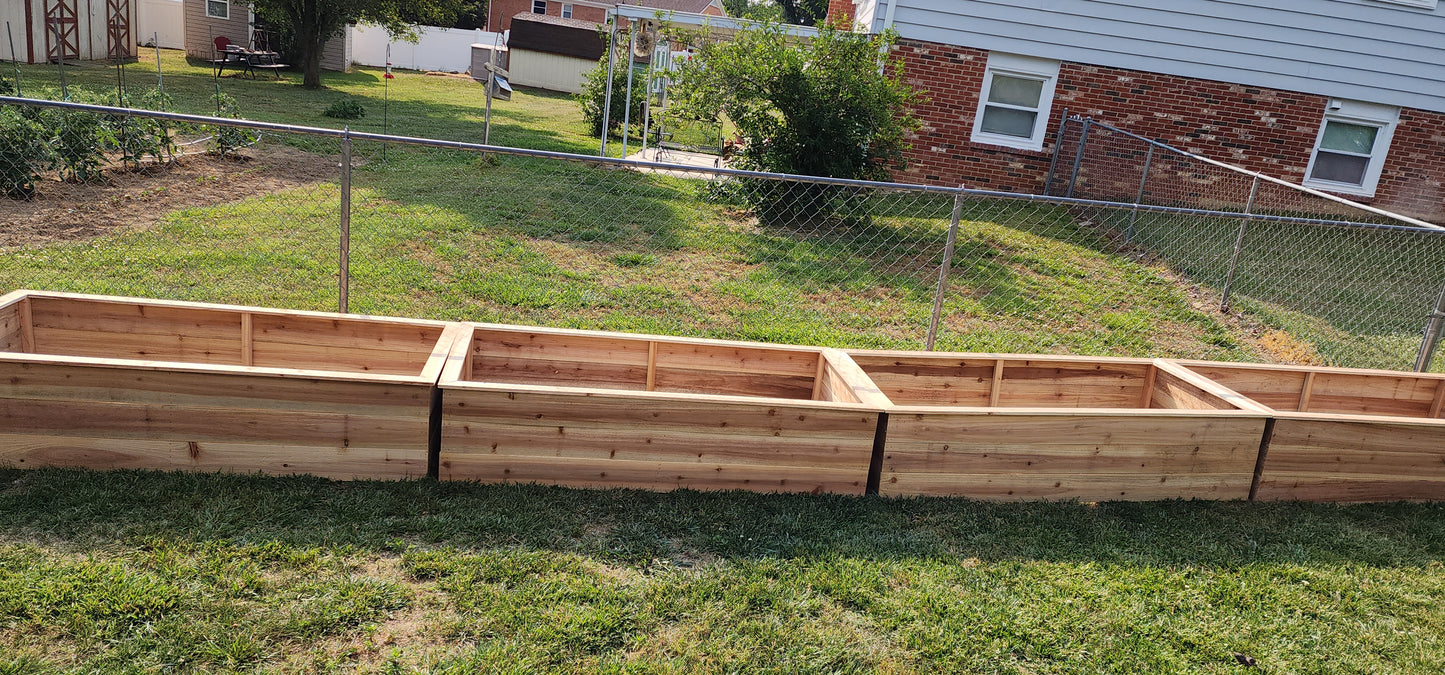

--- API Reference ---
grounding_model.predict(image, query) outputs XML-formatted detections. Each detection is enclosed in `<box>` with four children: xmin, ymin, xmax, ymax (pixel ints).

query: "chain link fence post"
<box><xmin>1125</xmin><ymin>144</ymin><xmax>1153</xmax><ymax>244</ymax></box>
<box><xmin>339</xmin><ymin>127</ymin><xmax>351</xmax><ymax>314</ymax></box>
<box><xmin>1064</xmin><ymin>118</ymin><xmax>1090</xmax><ymax>199</ymax></box>
<box><xmin>925</xmin><ymin>186</ymin><xmax>966</xmax><ymax>350</ymax></box>
<box><xmin>1414</xmin><ymin>283</ymin><xmax>1445</xmax><ymax>372</ymax></box>
<box><xmin>1220</xmin><ymin>174</ymin><xmax>1260</xmax><ymax>312</ymax></box>
<box><xmin>1042</xmin><ymin>107</ymin><xmax>1068</xmax><ymax>196</ymax></box>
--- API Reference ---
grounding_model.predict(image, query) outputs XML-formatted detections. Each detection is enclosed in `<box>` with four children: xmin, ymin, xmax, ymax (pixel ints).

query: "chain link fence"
<box><xmin>1</xmin><ymin>96</ymin><xmax>1442</xmax><ymax>372</ymax></box>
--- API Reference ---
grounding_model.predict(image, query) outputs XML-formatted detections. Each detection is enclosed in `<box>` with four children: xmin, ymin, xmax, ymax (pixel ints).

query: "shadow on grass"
<box><xmin>3</xmin><ymin>468</ymin><xmax>1441</xmax><ymax>569</ymax></box>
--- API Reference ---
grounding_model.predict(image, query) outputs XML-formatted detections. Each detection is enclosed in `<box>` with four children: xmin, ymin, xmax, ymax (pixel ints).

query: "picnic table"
<box><xmin>214</xmin><ymin>46</ymin><xmax>287</xmax><ymax>80</ymax></box>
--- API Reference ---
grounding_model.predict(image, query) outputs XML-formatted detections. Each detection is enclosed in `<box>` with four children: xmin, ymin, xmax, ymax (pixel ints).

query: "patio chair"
<box><xmin>209</xmin><ymin>36</ymin><xmax>232</xmax><ymax>78</ymax></box>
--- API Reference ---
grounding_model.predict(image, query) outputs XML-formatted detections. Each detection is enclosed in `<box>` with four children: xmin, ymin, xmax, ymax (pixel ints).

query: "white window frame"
<box><xmin>532</xmin><ymin>0</ymin><xmax>547</xmax><ymax>14</ymax></box>
<box><xmin>970</xmin><ymin>52</ymin><xmax>1060</xmax><ymax>153</ymax></box>
<box><xmin>1301</xmin><ymin>99</ymin><xmax>1400</xmax><ymax>198</ymax></box>
<box><xmin>206</xmin><ymin>0</ymin><xmax>230</xmax><ymax>20</ymax></box>
<box><xmin>561</xmin><ymin>3</ymin><xmax>574</xmax><ymax>18</ymax></box>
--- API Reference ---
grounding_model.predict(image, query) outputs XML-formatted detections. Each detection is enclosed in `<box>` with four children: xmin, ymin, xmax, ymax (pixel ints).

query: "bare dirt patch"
<box><xmin>0</xmin><ymin>144</ymin><xmax>336</xmax><ymax>248</ymax></box>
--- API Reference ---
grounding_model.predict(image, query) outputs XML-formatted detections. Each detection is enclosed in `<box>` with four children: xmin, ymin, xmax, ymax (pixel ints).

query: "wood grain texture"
<box><xmin>1254</xmin><ymin>417</ymin><xmax>1445</xmax><ymax>502</ymax></box>
<box><xmin>0</xmin><ymin>434</ymin><xmax>424</xmax><ymax>479</ymax></box>
<box><xmin>437</xmin><ymin>386</ymin><xmax>878</xmax><ymax>494</ymax></box>
<box><xmin>1150</xmin><ymin>370</ymin><xmax>1230</xmax><ymax>410</ymax></box>
<box><xmin>0</xmin><ymin>301</ymin><xmax>23</xmax><ymax>353</ymax></box>
<box><xmin>847</xmin><ymin>352</ymin><xmax>1152</xmax><ymax>409</ymax></box>
<box><xmin>880</xmin><ymin>412</ymin><xmax>1263</xmax><ymax>500</ymax></box>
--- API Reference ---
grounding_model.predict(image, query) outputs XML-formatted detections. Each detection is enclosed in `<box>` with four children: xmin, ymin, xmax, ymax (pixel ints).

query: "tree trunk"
<box><xmin>298</xmin><ymin>23</ymin><xmax>325</xmax><ymax>89</ymax></box>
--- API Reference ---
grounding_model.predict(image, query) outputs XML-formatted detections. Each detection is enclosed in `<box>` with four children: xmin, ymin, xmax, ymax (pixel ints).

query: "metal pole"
<box><xmin>483</xmin><ymin>44</ymin><xmax>495</xmax><ymax>145</ymax></box>
<box><xmin>600</xmin><ymin>17</ymin><xmax>618</xmax><ymax>155</ymax></box>
<box><xmin>641</xmin><ymin>35</ymin><xmax>656</xmax><ymax>157</ymax></box>
<box><xmin>52</xmin><ymin>18</ymin><xmax>68</xmax><ymax>99</ymax></box>
<box><xmin>1126</xmin><ymin>144</ymin><xmax>1154</xmax><ymax>243</ymax></box>
<box><xmin>6</xmin><ymin>22</ymin><xmax>19</xmax><ymax>97</ymax></box>
<box><xmin>1064</xmin><ymin>118</ymin><xmax>1090</xmax><ymax>198</ymax></box>
<box><xmin>926</xmin><ymin>187</ymin><xmax>966</xmax><ymax>350</ymax></box>
<box><xmin>339</xmin><ymin>128</ymin><xmax>352</xmax><ymax>313</ymax></box>
<box><xmin>1220</xmin><ymin>175</ymin><xmax>1260</xmax><ymax>312</ymax></box>
<box><xmin>1042</xmin><ymin>107</ymin><xmax>1068</xmax><ymax>196</ymax></box>
<box><xmin>153</xmin><ymin>33</ymin><xmax>163</xmax><ymax>101</ymax></box>
<box><xmin>1413</xmin><ymin>283</ymin><xmax>1445</xmax><ymax>372</ymax></box>
<box><xmin>620</xmin><ymin>23</ymin><xmax>637</xmax><ymax>159</ymax></box>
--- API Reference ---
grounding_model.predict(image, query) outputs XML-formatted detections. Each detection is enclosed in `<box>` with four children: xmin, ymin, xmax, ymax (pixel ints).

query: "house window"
<box><xmin>532</xmin><ymin>0</ymin><xmax>547</xmax><ymax>13</ymax></box>
<box><xmin>971</xmin><ymin>52</ymin><xmax>1060</xmax><ymax>152</ymax></box>
<box><xmin>206</xmin><ymin>0</ymin><xmax>229</xmax><ymax>20</ymax></box>
<box><xmin>562</xmin><ymin>3</ymin><xmax>573</xmax><ymax>18</ymax></box>
<box><xmin>1302</xmin><ymin>100</ymin><xmax>1400</xmax><ymax>197</ymax></box>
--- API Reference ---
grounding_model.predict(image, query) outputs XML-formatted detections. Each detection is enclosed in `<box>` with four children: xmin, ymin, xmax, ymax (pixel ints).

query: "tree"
<box><xmin>251</xmin><ymin>0</ymin><xmax>479</xmax><ymax>88</ymax></box>
<box><xmin>668</xmin><ymin>22</ymin><xmax>919</xmax><ymax>222</ymax></box>
<box><xmin>771</xmin><ymin>0</ymin><xmax>828</xmax><ymax>25</ymax></box>
<box><xmin>721</xmin><ymin>0</ymin><xmax>783</xmax><ymax>22</ymax></box>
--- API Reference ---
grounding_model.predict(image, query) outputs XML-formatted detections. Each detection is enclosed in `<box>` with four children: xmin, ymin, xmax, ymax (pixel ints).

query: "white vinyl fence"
<box><xmin>350</xmin><ymin>24</ymin><xmax>502</xmax><ymax>73</ymax></box>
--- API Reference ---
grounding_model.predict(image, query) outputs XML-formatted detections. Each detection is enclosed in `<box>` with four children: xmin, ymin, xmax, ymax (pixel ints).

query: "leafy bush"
<box><xmin>45</xmin><ymin>90</ymin><xmax>113</xmax><ymax>183</ymax></box>
<box><xmin>669</xmin><ymin>22</ymin><xmax>919</xmax><ymax>224</ymax></box>
<box><xmin>323</xmin><ymin>98</ymin><xmax>366</xmax><ymax>120</ymax></box>
<box><xmin>110</xmin><ymin>89</ymin><xmax>179</xmax><ymax>170</ymax></box>
<box><xmin>207</xmin><ymin>92</ymin><xmax>258</xmax><ymax>157</ymax></box>
<box><xmin>577</xmin><ymin>53</ymin><xmax>646</xmax><ymax>137</ymax></box>
<box><xmin>0</xmin><ymin>107</ymin><xmax>50</xmax><ymax>199</ymax></box>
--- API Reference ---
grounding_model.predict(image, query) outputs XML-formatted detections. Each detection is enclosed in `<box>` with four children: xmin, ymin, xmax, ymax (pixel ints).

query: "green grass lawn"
<box><xmin>2</xmin><ymin>468</ymin><xmax>1443</xmax><ymax>673</ymax></box>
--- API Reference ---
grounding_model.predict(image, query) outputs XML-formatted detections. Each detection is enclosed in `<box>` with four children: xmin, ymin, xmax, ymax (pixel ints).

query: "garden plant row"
<box><xmin>0</xmin><ymin>290</ymin><xmax>1440</xmax><ymax>502</ymax></box>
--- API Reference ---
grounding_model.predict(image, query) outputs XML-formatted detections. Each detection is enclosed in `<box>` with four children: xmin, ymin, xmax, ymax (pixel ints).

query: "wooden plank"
<box><xmin>421</xmin><ymin>322</ymin><xmax>470</xmax><ymax>384</ymax></box>
<box><xmin>1253</xmin><ymin>417</ymin><xmax>1445</xmax><ymax>501</ymax></box>
<box><xmin>251</xmin><ymin>313</ymin><xmax>444</xmax><ymax>354</ymax></box>
<box><xmin>819</xmin><ymin>349</ymin><xmax>892</xmax><ymax>408</ymax></box>
<box><xmin>32</xmin><ymin>325</ymin><xmax>244</xmax><ymax>365</ymax></box>
<box><xmin>0</xmin><ymin>303</ymin><xmax>22</xmax><ymax>353</ymax></box>
<box><xmin>647</xmin><ymin>341</ymin><xmax>659</xmax><ymax>392</ymax></box>
<box><xmin>0</xmin><ymin>433</ymin><xmax>423</xmax><ymax>480</ymax></box>
<box><xmin>885</xmin><ymin>413</ymin><xmax>1265</xmax><ymax>449</ymax></box>
<box><xmin>1171</xmin><ymin>362</ymin><xmax>1303</xmax><ymax>411</ymax></box>
<box><xmin>28</xmin><ymin>296</ymin><xmax>243</xmax><ymax>340</ymax></box>
<box><xmin>1152</xmin><ymin>360</ymin><xmax>1273</xmax><ymax>413</ymax></box>
<box><xmin>848</xmin><ymin>355</ymin><xmax>994</xmax><ymax>406</ymax></box>
<box><xmin>469</xmin><ymin>328</ymin><xmax>650</xmax><ymax>389</ymax></box>
<box><xmin>989</xmin><ymin>359</ymin><xmax>1004</xmax><ymax>407</ymax></box>
<box><xmin>1151</xmin><ymin>369</ymin><xmax>1230</xmax><ymax>411</ymax></box>
<box><xmin>439</xmin><ymin>453</ymin><xmax>867</xmax><ymax>495</ymax></box>
<box><xmin>652</xmin><ymin>341</ymin><xmax>821</xmax><ymax>378</ymax></box>
<box><xmin>1254</xmin><ymin>475</ymin><xmax>1445</xmax><ymax>503</ymax></box>
<box><xmin>810</xmin><ymin>353</ymin><xmax>825</xmax><ymax>400</ymax></box>
<box><xmin>1307</xmin><ymin>372</ymin><xmax>1436</xmax><ymax>418</ymax></box>
<box><xmin>1297</xmin><ymin>372</ymin><xmax>1315</xmax><ymax>412</ymax></box>
<box><xmin>1139</xmin><ymin>364</ymin><xmax>1158</xmax><ymax>408</ymax></box>
<box><xmin>19</xmin><ymin>290</ymin><xmax>449</xmax><ymax>330</ymax></box>
<box><xmin>249</xmin><ymin>340</ymin><xmax>430</xmax><ymax>377</ymax></box>
<box><xmin>240</xmin><ymin>312</ymin><xmax>254</xmax><ymax>366</ymax></box>
<box><xmin>885</xmin><ymin>442</ymin><xmax>1256</xmax><ymax>474</ymax></box>
<box><xmin>651</xmin><ymin>368</ymin><xmax>816</xmax><ymax>400</ymax></box>
<box><xmin>881</xmin><ymin>471</ymin><xmax>1251</xmax><ymax>500</ymax></box>
<box><xmin>1431</xmin><ymin>381</ymin><xmax>1445</xmax><ymax>419</ymax></box>
<box><xmin>18</xmin><ymin>298</ymin><xmax>33</xmax><ymax>354</ymax></box>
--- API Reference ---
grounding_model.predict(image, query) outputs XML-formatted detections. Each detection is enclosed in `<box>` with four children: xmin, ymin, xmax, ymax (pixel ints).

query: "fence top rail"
<box><xmin>1069</xmin><ymin>115</ymin><xmax>1444</xmax><ymax>232</ymax></box>
<box><xmin>5</xmin><ymin>96</ymin><xmax>1442</xmax><ymax>236</ymax></box>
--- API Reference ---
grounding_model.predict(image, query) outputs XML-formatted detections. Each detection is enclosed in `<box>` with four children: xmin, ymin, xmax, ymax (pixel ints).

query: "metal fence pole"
<box><xmin>1220</xmin><ymin>175</ymin><xmax>1260</xmax><ymax>312</ymax></box>
<box><xmin>926</xmin><ymin>187</ymin><xmax>966</xmax><ymax>350</ymax></box>
<box><xmin>599</xmin><ymin>17</ymin><xmax>618</xmax><ymax>156</ymax></box>
<box><xmin>339</xmin><ymin>128</ymin><xmax>352</xmax><ymax>313</ymax></box>
<box><xmin>1413</xmin><ymin>283</ymin><xmax>1445</xmax><ymax>372</ymax></box>
<box><xmin>1064</xmin><ymin>119</ymin><xmax>1090</xmax><ymax>199</ymax></box>
<box><xmin>620</xmin><ymin>24</ymin><xmax>637</xmax><ymax>159</ymax></box>
<box><xmin>1042</xmin><ymin>107</ymin><xmax>1068</xmax><ymax>196</ymax></box>
<box><xmin>1125</xmin><ymin>144</ymin><xmax>1154</xmax><ymax>244</ymax></box>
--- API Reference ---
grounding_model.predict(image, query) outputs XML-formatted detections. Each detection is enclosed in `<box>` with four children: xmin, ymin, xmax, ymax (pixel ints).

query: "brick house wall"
<box><xmin>889</xmin><ymin>38</ymin><xmax>1445</xmax><ymax>224</ymax></box>
<box><xmin>489</xmin><ymin>0</ymin><xmax>607</xmax><ymax>32</ymax></box>
<box><xmin>826</xmin><ymin>0</ymin><xmax>855</xmax><ymax>26</ymax></box>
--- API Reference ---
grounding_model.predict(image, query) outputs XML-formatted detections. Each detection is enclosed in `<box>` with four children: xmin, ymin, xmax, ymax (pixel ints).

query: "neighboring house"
<box><xmin>829</xmin><ymin>0</ymin><xmax>1445</xmax><ymax>223</ymax></box>
<box><xmin>506</xmin><ymin>13</ymin><xmax>606</xmax><ymax>93</ymax></box>
<box><xmin>183</xmin><ymin>0</ymin><xmax>351</xmax><ymax>71</ymax></box>
<box><xmin>1</xmin><ymin>0</ymin><xmax>138</xmax><ymax>63</ymax></box>
<box><xmin>487</xmin><ymin>0</ymin><xmax>724</xmax><ymax>34</ymax></box>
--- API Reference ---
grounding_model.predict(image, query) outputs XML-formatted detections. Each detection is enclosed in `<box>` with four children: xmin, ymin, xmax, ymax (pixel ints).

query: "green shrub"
<box><xmin>44</xmin><ymin>90</ymin><xmax>113</xmax><ymax>183</ymax></box>
<box><xmin>109</xmin><ymin>89</ymin><xmax>179</xmax><ymax>170</ymax></box>
<box><xmin>322</xmin><ymin>98</ymin><xmax>366</xmax><ymax>120</ymax></box>
<box><xmin>207</xmin><ymin>92</ymin><xmax>258</xmax><ymax>157</ymax></box>
<box><xmin>0</xmin><ymin>107</ymin><xmax>50</xmax><ymax>199</ymax></box>
<box><xmin>577</xmin><ymin>56</ymin><xmax>646</xmax><ymax>137</ymax></box>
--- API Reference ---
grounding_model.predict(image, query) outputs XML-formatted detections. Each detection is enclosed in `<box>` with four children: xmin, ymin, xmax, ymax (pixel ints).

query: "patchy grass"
<box><xmin>1</xmin><ymin>468</ymin><xmax>1443</xmax><ymax>673</ymax></box>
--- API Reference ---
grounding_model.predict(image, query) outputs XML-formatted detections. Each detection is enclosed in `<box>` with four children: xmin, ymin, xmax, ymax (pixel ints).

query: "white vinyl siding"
<box><xmin>206</xmin><ymin>0</ymin><xmax>228</xmax><ymax>20</ymax></box>
<box><xmin>971</xmin><ymin>53</ymin><xmax>1059</xmax><ymax>152</ymax></box>
<box><xmin>873</xmin><ymin>0</ymin><xmax>1445</xmax><ymax>115</ymax></box>
<box><xmin>1302</xmin><ymin>100</ymin><xmax>1399</xmax><ymax>197</ymax></box>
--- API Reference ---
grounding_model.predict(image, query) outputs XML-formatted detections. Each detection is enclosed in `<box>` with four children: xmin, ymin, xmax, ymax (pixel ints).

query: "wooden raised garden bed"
<box><xmin>847</xmin><ymin>351</ymin><xmax>1272</xmax><ymax>501</ymax></box>
<box><xmin>436</xmin><ymin>324</ymin><xmax>889</xmax><ymax>494</ymax></box>
<box><xmin>1173</xmin><ymin>360</ymin><xmax>1445</xmax><ymax>502</ymax></box>
<box><xmin>0</xmin><ymin>290</ymin><xmax>462</xmax><ymax>479</ymax></box>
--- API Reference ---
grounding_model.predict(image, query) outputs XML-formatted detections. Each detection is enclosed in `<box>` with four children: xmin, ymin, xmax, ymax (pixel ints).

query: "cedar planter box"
<box><xmin>847</xmin><ymin>351</ymin><xmax>1271</xmax><ymax>501</ymax></box>
<box><xmin>436</xmin><ymin>324</ymin><xmax>888</xmax><ymax>494</ymax></box>
<box><xmin>0</xmin><ymin>291</ymin><xmax>462</xmax><ymax>479</ymax></box>
<box><xmin>1174</xmin><ymin>361</ymin><xmax>1445</xmax><ymax>502</ymax></box>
